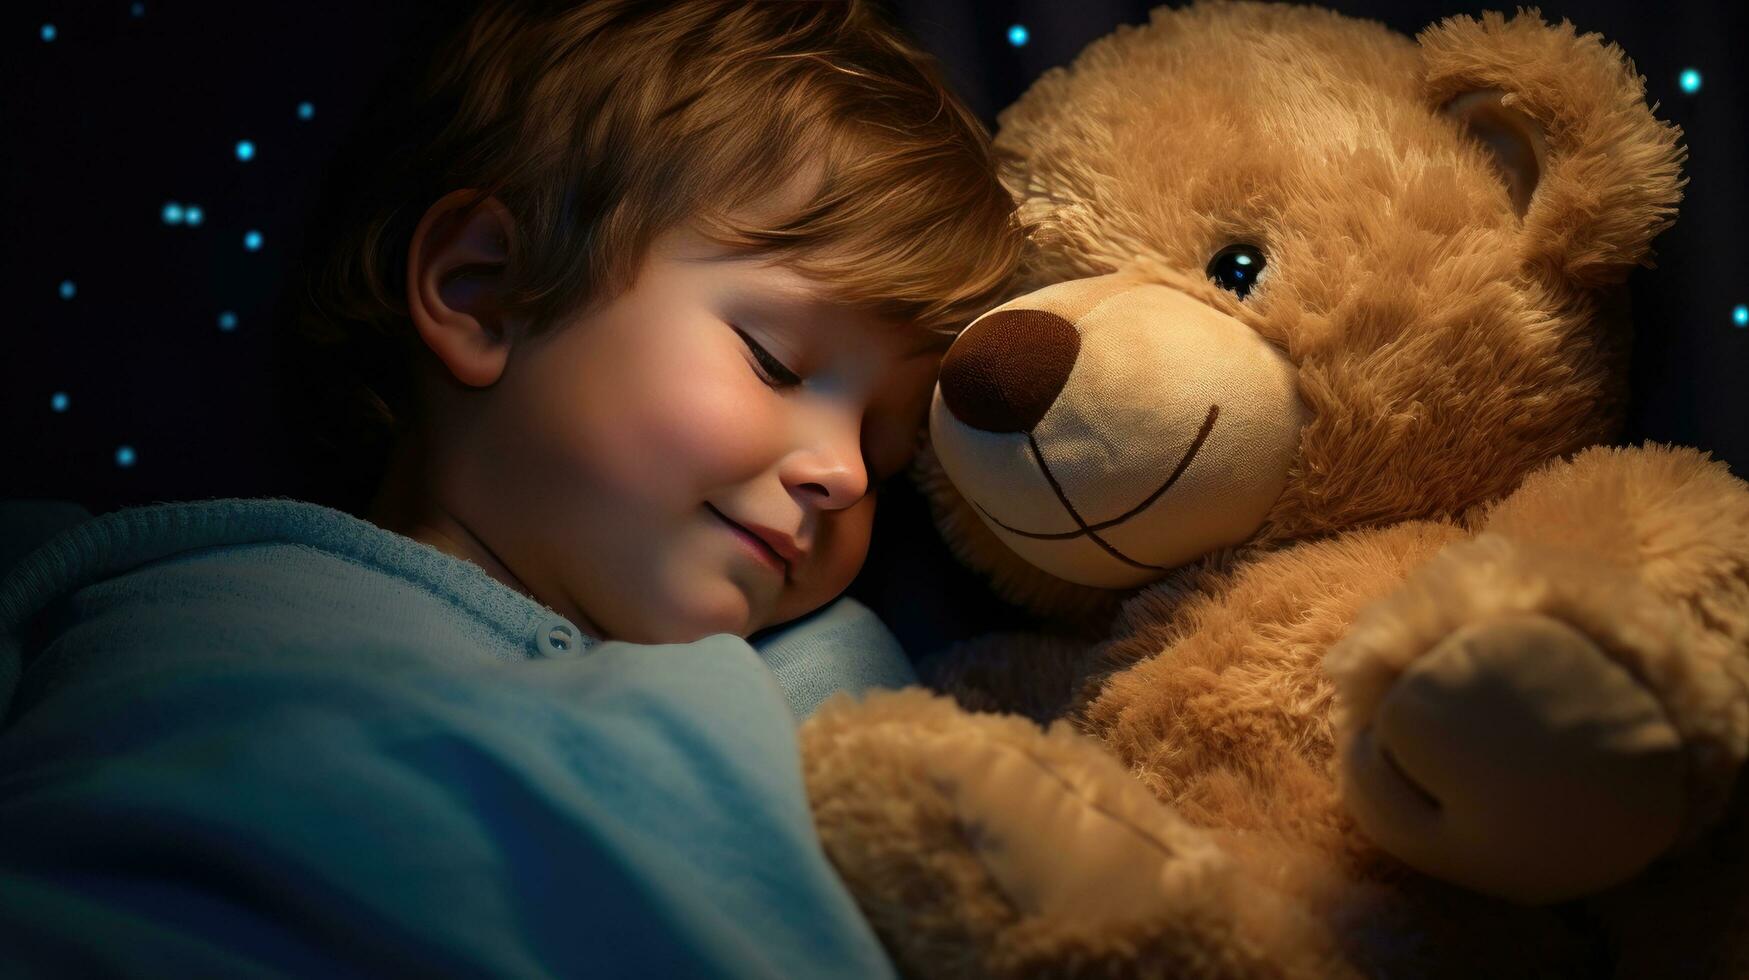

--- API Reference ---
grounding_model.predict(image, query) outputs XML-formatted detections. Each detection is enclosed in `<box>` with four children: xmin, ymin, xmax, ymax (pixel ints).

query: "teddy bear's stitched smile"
<box><xmin>970</xmin><ymin>402</ymin><xmax>1221</xmax><ymax>573</ymax></box>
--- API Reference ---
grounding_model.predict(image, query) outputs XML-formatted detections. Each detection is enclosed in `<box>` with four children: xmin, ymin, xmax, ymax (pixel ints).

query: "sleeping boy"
<box><xmin>0</xmin><ymin>1</ymin><xmax>1022</xmax><ymax>975</ymax></box>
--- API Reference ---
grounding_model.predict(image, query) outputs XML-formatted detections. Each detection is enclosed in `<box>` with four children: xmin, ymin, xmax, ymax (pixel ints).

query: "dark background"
<box><xmin>3</xmin><ymin>0</ymin><xmax>1745</xmax><ymax>655</ymax></box>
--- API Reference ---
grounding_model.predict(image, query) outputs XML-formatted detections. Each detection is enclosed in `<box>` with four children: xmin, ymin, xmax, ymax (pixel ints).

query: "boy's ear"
<box><xmin>407</xmin><ymin>189</ymin><xmax>522</xmax><ymax>388</ymax></box>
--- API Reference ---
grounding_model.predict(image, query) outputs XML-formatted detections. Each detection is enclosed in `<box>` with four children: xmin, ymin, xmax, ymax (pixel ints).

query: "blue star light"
<box><xmin>51</xmin><ymin>392</ymin><xmax>70</xmax><ymax>413</ymax></box>
<box><xmin>59</xmin><ymin>279</ymin><xmax>76</xmax><ymax>300</ymax></box>
<box><xmin>41</xmin><ymin>24</ymin><xmax>56</xmax><ymax>42</ymax></box>
<box><xmin>218</xmin><ymin>311</ymin><xmax>239</xmax><ymax>331</ymax></box>
<box><xmin>297</xmin><ymin>101</ymin><xmax>315</xmax><ymax>121</ymax></box>
<box><xmin>162</xmin><ymin>201</ymin><xmax>185</xmax><ymax>225</ymax></box>
<box><xmin>1680</xmin><ymin>68</ymin><xmax>1702</xmax><ymax>94</ymax></box>
<box><xmin>116</xmin><ymin>446</ymin><xmax>137</xmax><ymax>468</ymax></box>
<box><xmin>244</xmin><ymin>230</ymin><xmax>264</xmax><ymax>252</ymax></box>
<box><xmin>1735</xmin><ymin>304</ymin><xmax>1748</xmax><ymax>328</ymax></box>
<box><xmin>235</xmin><ymin>140</ymin><xmax>256</xmax><ymax>162</ymax></box>
<box><xmin>132</xmin><ymin>2</ymin><xmax>145</xmax><ymax>16</ymax></box>
<box><xmin>1007</xmin><ymin>24</ymin><xmax>1029</xmax><ymax>47</ymax></box>
<box><xmin>184</xmin><ymin>204</ymin><xmax>204</xmax><ymax>226</ymax></box>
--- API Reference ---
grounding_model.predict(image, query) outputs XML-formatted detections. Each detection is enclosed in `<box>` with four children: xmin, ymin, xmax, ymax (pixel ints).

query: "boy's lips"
<box><xmin>705</xmin><ymin>504</ymin><xmax>802</xmax><ymax>571</ymax></box>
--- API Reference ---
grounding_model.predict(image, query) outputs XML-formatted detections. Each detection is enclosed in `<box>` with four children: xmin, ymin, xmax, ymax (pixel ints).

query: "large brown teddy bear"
<box><xmin>799</xmin><ymin>3</ymin><xmax>1749</xmax><ymax>978</ymax></box>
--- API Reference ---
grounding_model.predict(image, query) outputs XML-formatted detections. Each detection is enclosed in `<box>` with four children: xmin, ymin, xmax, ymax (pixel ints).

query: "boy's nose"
<box><xmin>938</xmin><ymin>309</ymin><xmax>1080</xmax><ymax>434</ymax></box>
<box><xmin>790</xmin><ymin>420</ymin><xmax>869</xmax><ymax>508</ymax></box>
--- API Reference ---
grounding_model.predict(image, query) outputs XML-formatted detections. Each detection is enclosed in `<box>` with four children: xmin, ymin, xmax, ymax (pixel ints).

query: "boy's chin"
<box><xmin>629</xmin><ymin>573</ymin><xmax>768</xmax><ymax>644</ymax></box>
<box><xmin>604</xmin><ymin>561</ymin><xmax>819</xmax><ymax>644</ymax></box>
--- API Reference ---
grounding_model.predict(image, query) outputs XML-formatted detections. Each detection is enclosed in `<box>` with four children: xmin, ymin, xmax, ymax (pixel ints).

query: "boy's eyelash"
<box><xmin>731</xmin><ymin>326</ymin><xmax>803</xmax><ymax>389</ymax></box>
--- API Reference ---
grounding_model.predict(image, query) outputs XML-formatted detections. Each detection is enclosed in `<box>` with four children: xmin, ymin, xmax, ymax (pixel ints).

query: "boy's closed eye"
<box><xmin>726</xmin><ymin>317</ymin><xmax>935</xmax><ymax>485</ymax></box>
<box><xmin>732</xmin><ymin>325</ymin><xmax>805</xmax><ymax>389</ymax></box>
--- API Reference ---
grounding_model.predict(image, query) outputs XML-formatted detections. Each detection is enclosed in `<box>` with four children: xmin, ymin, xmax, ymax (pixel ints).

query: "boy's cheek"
<box><xmin>583</xmin><ymin>365</ymin><xmax>772</xmax><ymax>502</ymax></box>
<box><xmin>824</xmin><ymin>496</ymin><xmax>877</xmax><ymax>582</ymax></box>
<box><xmin>782</xmin><ymin>494</ymin><xmax>877</xmax><ymax>618</ymax></box>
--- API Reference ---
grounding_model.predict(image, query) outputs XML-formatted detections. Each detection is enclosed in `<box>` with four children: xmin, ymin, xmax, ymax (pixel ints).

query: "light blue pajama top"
<box><xmin>0</xmin><ymin>497</ymin><xmax>916</xmax><ymax>978</ymax></box>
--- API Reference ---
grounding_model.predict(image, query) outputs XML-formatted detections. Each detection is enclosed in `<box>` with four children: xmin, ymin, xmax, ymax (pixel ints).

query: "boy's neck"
<box><xmin>367</xmin><ymin>436</ymin><xmax>607</xmax><ymax>642</ymax></box>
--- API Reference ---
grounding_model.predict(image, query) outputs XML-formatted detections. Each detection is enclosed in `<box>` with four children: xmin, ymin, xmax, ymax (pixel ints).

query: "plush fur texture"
<box><xmin>799</xmin><ymin>3</ymin><xmax>1749</xmax><ymax>977</ymax></box>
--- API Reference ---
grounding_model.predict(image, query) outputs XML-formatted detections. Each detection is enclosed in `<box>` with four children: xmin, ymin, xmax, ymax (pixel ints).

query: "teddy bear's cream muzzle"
<box><xmin>930</xmin><ymin>273</ymin><xmax>1309</xmax><ymax>588</ymax></box>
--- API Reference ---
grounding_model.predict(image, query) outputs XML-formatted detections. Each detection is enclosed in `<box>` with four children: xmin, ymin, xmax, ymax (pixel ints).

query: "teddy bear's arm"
<box><xmin>1326</xmin><ymin>442</ymin><xmax>1749</xmax><ymax>904</ymax></box>
<box><xmin>1475</xmin><ymin>441</ymin><xmax>1749</xmax><ymax>823</ymax></box>
<box><xmin>1468</xmin><ymin>441</ymin><xmax>1749</xmax><ymax>827</ymax></box>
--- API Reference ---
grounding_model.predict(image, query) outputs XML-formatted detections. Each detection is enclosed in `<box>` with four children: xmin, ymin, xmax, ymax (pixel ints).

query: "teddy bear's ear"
<box><xmin>1441</xmin><ymin>89</ymin><xmax>1546</xmax><ymax>219</ymax></box>
<box><xmin>1418</xmin><ymin>10</ymin><xmax>1686</xmax><ymax>288</ymax></box>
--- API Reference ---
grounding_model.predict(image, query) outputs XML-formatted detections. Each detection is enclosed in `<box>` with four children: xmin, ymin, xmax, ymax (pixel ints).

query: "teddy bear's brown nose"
<box><xmin>939</xmin><ymin>309</ymin><xmax>1081</xmax><ymax>434</ymax></box>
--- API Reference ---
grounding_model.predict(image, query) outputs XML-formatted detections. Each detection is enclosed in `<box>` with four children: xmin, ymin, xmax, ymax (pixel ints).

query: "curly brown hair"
<box><xmin>271</xmin><ymin>0</ymin><xmax>1024</xmax><ymax>516</ymax></box>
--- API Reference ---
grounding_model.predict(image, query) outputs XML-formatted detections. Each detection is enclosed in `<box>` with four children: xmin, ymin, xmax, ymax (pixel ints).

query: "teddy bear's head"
<box><xmin>920</xmin><ymin>1</ymin><xmax>1683</xmax><ymax>615</ymax></box>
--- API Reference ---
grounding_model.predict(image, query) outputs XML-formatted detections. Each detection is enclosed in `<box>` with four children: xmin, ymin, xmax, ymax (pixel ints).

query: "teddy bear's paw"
<box><xmin>926</xmin><ymin>734</ymin><xmax>1352</xmax><ymax>979</ymax></box>
<box><xmin>802</xmin><ymin>690</ymin><xmax>1350</xmax><ymax>977</ymax></box>
<box><xmin>923</xmin><ymin>734</ymin><xmax>1220</xmax><ymax>925</ymax></box>
<box><xmin>1340</xmin><ymin>611</ymin><xmax>1686</xmax><ymax>904</ymax></box>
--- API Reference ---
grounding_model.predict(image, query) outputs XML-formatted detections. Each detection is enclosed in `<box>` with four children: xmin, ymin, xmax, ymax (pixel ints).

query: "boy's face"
<box><xmin>384</xmin><ymin>194</ymin><xmax>944</xmax><ymax>644</ymax></box>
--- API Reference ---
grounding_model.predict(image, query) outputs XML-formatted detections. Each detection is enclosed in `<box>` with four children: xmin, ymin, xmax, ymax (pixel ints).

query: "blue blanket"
<box><xmin>0</xmin><ymin>497</ymin><xmax>909</xmax><ymax>977</ymax></box>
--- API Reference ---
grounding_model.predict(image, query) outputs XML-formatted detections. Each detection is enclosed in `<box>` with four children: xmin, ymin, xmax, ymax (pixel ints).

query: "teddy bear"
<box><xmin>797</xmin><ymin>3</ymin><xmax>1749</xmax><ymax>978</ymax></box>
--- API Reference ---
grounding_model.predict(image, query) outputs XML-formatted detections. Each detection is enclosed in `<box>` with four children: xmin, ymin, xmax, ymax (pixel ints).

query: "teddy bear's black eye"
<box><xmin>1205</xmin><ymin>243</ymin><xmax>1267</xmax><ymax>299</ymax></box>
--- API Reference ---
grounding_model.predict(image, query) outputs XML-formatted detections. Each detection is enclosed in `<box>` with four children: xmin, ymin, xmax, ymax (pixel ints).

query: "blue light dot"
<box><xmin>1007</xmin><ymin>24</ymin><xmax>1029</xmax><ymax>47</ymax></box>
<box><xmin>132</xmin><ymin>2</ymin><xmax>145</xmax><ymax>16</ymax></box>
<box><xmin>162</xmin><ymin>201</ymin><xmax>185</xmax><ymax>225</ymax></box>
<box><xmin>1679</xmin><ymin>68</ymin><xmax>1702</xmax><ymax>94</ymax></box>
<box><xmin>235</xmin><ymin>140</ymin><xmax>256</xmax><ymax>162</ymax></box>
<box><xmin>1734</xmin><ymin>304</ymin><xmax>1748</xmax><ymax>327</ymax></box>
<box><xmin>218</xmin><ymin>310</ymin><xmax>239</xmax><ymax>331</ymax></box>
<box><xmin>58</xmin><ymin>279</ymin><xmax>76</xmax><ymax>300</ymax></box>
<box><xmin>41</xmin><ymin>24</ymin><xmax>56</xmax><ymax>42</ymax></box>
<box><xmin>51</xmin><ymin>392</ymin><xmax>70</xmax><ymax>412</ymax></box>
<box><xmin>297</xmin><ymin>101</ymin><xmax>315</xmax><ymax>121</ymax></box>
<box><xmin>115</xmin><ymin>445</ymin><xmax>137</xmax><ymax>468</ymax></box>
<box><xmin>184</xmin><ymin>204</ymin><xmax>204</xmax><ymax>226</ymax></box>
<box><xmin>244</xmin><ymin>229</ymin><xmax>264</xmax><ymax>251</ymax></box>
